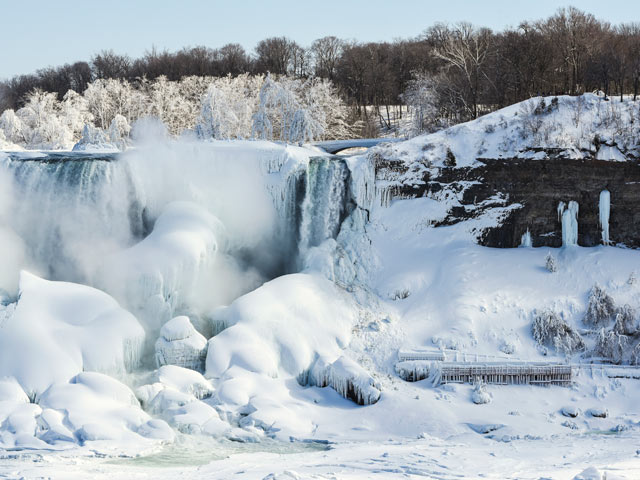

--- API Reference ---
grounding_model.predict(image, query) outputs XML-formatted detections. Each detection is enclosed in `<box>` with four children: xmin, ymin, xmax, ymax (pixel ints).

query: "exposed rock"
<box><xmin>373</xmin><ymin>154</ymin><xmax>640</xmax><ymax>248</ymax></box>
<box><xmin>561</xmin><ymin>405</ymin><xmax>580</xmax><ymax>418</ymax></box>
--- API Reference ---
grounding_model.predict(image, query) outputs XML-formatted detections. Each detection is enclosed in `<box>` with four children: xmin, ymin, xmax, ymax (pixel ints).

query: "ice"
<box><xmin>558</xmin><ymin>200</ymin><xmax>579</xmax><ymax>246</ymax></box>
<box><xmin>298</xmin><ymin>157</ymin><xmax>351</xmax><ymax>259</ymax></box>
<box><xmin>599</xmin><ymin>189</ymin><xmax>610</xmax><ymax>245</ymax></box>
<box><xmin>0</xmin><ymin>271</ymin><xmax>144</xmax><ymax>397</ymax></box>
<box><xmin>155</xmin><ymin>316</ymin><xmax>208</xmax><ymax>371</ymax></box>
<box><xmin>519</xmin><ymin>229</ymin><xmax>532</xmax><ymax>247</ymax></box>
<box><xmin>301</xmin><ymin>355</ymin><xmax>381</xmax><ymax>406</ymax></box>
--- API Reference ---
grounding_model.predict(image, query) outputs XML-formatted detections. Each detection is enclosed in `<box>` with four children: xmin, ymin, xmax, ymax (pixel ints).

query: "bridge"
<box><xmin>313</xmin><ymin>138</ymin><xmax>402</xmax><ymax>154</ymax></box>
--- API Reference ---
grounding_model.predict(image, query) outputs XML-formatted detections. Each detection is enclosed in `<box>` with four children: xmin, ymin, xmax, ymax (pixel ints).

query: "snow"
<box><xmin>155</xmin><ymin>316</ymin><xmax>208</xmax><ymax>370</ymax></box>
<box><xmin>600</xmin><ymin>189</ymin><xmax>611</xmax><ymax>245</ymax></box>
<box><xmin>4</xmin><ymin>123</ymin><xmax>640</xmax><ymax>477</ymax></box>
<box><xmin>0</xmin><ymin>271</ymin><xmax>144</xmax><ymax>397</ymax></box>
<box><xmin>376</xmin><ymin>94</ymin><xmax>640</xmax><ymax>178</ymax></box>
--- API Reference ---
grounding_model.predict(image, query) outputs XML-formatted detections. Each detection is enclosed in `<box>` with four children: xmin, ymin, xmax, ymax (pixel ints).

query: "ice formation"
<box><xmin>155</xmin><ymin>316</ymin><xmax>208</xmax><ymax>371</ymax></box>
<box><xmin>599</xmin><ymin>189</ymin><xmax>610</xmax><ymax>245</ymax></box>
<box><xmin>558</xmin><ymin>200</ymin><xmax>579</xmax><ymax>246</ymax></box>
<box><xmin>520</xmin><ymin>229</ymin><xmax>532</xmax><ymax>247</ymax></box>
<box><xmin>299</xmin><ymin>355</ymin><xmax>381</xmax><ymax>405</ymax></box>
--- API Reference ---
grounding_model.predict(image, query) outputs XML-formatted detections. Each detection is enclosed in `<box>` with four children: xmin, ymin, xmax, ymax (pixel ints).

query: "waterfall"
<box><xmin>1</xmin><ymin>153</ymin><xmax>146</xmax><ymax>283</ymax></box>
<box><xmin>298</xmin><ymin>157</ymin><xmax>351</xmax><ymax>254</ymax></box>
<box><xmin>599</xmin><ymin>190</ymin><xmax>610</xmax><ymax>245</ymax></box>
<box><xmin>557</xmin><ymin>200</ymin><xmax>579</xmax><ymax>246</ymax></box>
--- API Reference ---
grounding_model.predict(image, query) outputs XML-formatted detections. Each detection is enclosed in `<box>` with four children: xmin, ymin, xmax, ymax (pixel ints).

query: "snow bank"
<box><xmin>378</xmin><ymin>94</ymin><xmax>640</xmax><ymax>171</ymax></box>
<box><xmin>0</xmin><ymin>271</ymin><xmax>144</xmax><ymax>397</ymax></box>
<box><xmin>206</xmin><ymin>273</ymin><xmax>358</xmax><ymax>380</ymax></box>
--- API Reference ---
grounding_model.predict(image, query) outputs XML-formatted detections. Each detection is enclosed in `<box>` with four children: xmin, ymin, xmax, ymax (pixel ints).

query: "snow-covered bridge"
<box><xmin>313</xmin><ymin>138</ymin><xmax>402</xmax><ymax>154</ymax></box>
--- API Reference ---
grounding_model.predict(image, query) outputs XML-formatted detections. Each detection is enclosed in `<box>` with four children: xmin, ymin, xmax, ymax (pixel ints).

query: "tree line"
<box><xmin>2</xmin><ymin>7</ymin><xmax>640</xmax><ymax>134</ymax></box>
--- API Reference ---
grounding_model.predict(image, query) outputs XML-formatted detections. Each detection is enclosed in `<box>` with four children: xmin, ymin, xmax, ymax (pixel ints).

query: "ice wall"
<box><xmin>599</xmin><ymin>189</ymin><xmax>611</xmax><ymax>245</ymax></box>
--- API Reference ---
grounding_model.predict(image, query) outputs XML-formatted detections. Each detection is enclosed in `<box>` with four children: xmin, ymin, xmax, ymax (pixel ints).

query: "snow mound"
<box><xmin>155</xmin><ymin>365</ymin><xmax>214</xmax><ymax>400</ymax></box>
<box><xmin>100</xmin><ymin>201</ymin><xmax>224</xmax><ymax>334</ymax></box>
<box><xmin>155</xmin><ymin>316</ymin><xmax>208</xmax><ymax>371</ymax></box>
<box><xmin>0</xmin><ymin>271</ymin><xmax>145</xmax><ymax>397</ymax></box>
<box><xmin>206</xmin><ymin>273</ymin><xmax>358</xmax><ymax>379</ymax></box>
<box><xmin>38</xmin><ymin>372</ymin><xmax>172</xmax><ymax>445</ymax></box>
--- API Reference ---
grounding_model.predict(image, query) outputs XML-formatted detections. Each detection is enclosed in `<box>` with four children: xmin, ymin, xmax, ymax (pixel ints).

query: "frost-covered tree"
<box><xmin>196</xmin><ymin>84</ymin><xmax>238</xmax><ymax>139</ymax></box>
<box><xmin>532</xmin><ymin>309</ymin><xmax>585</xmax><ymax>355</ymax></box>
<box><xmin>61</xmin><ymin>90</ymin><xmax>92</xmax><ymax>139</ymax></box>
<box><xmin>583</xmin><ymin>285</ymin><xmax>616</xmax><ymax>327</ymax></box>
<box><xmin>613</xmin><ymin>304</ymin><xmax>638</xmax><ymax>336</ymax></box>
<box><xmin>108</xmin><ymin>114</ymin><xmax>131</xmax><ymax>150</ymax></box>
<box><xmin>16</xmin><ymin>90</ymin><xmax>73</xmax><ymax>149</ymax></box>
<box><xmin>401</xmin><ymin>72</ymin><xmax>445</xmax><ymax>136</ymax></box>
<box><xmin>593</xmin><ymin>328</ymin><xmax>629</xmax><ymax>364</ymax></box>
<box><xmin>0</xmin><ymin>109</ymin><xmax>26</xmax><ymax>145</ymax></box>
<box><xmin>545</xmin><ymin>252</ymin><xmax>557</xmax><ymax>272</ymax></box>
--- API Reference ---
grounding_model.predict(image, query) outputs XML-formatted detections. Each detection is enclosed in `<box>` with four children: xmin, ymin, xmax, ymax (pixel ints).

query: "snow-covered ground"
<box><xmin>2</xmin><ymin>97</ymin><xmax>640</xmax><ymax>478</ymax></box>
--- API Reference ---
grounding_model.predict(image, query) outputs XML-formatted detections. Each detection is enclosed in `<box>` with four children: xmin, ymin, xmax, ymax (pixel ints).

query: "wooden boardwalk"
<box><xmin>439</xmin><ymin>363</ymin><xmax>572</xmax><ymax>386</ymax></box>
<box><xmin>396</xmin><ymin>359</ymin><xmax>573</xmax><ymax>386</ymax></box>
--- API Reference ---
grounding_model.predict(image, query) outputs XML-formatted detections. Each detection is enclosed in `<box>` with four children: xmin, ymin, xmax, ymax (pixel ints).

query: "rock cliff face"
<box><xmin>373</xmin><ymin>152</ymin><xmax>640</xmax><ymax>248</ymax></box>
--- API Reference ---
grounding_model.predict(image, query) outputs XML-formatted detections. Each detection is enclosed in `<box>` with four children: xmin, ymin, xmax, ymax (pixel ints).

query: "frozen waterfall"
<box><xmin>298</xmin><ymin>157</ymin><xmax>351</xmax><ymax>254</ymax></box>
<box><xmin>599</xmin><ymin>190</ymin><xmax>610</xmax><ymax>245</ymax></box>
<box><xmin>520</xmin><ymin>229</ymin><xmax>532</xmax><ymax>247</ymax></box>
<box><xmin>557</xmin><ymin>201</ymin><xmax>579</xmax><ymax>246</ymax></box>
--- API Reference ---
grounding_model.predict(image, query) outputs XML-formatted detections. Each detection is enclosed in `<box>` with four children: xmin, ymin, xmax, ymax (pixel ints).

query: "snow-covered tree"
<box><xmin>545</xmin><ymin>252</ymin><xmax>557</xmax><ymax>273</ymax></box>
<box><xmin>613</xmin><ymin>304</ymin><xmax>638</xmax><ymax>336</ymax></box>
<box><xmin>532</xmin><ymin>309</ymin><xmax>585</xmax><ymax>355</ymax></box>
<box><xmin>196</xmin><ymin>84</ymin><xmax>238</xmax><ymax>140</ymax></box>
<box><xmin>16</xmin><ymin>90</ymin><xmax>73</xmax><ymax>149</ymax></box>
<box><xmin>0</xmin><ymin>109</ymin><xmax>26</xmax><ymax>145</ymax></box>
<box><xmin>593</xmin><ymin>328</ymin><xmax>629</xmax><ymax>364</ymax></box>
<box><xmin>583</xmin><ymin>285</ymin><xmax>616</xmax><ymax>327</ymax></box>
<box><xmin>108</xmin><ymin>114</ymin><xmax>131</xmax><ymax>150</ymax></box>
<box><xmin>401</xmin><ymin>72</ymin><xmax>445</xmax><ymax>137</ymax></box>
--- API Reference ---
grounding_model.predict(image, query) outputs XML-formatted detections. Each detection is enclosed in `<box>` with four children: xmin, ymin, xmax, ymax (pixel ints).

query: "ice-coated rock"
<box><xmin>155</xmin><ymin>316</ymin><xmax>208</xmax><ymax>371</ymax></box>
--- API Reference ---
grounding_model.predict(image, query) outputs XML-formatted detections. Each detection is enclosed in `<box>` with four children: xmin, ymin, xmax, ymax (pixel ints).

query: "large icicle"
<box><xmin>599</xmin><ymin>189</ymin><xmax>611</xmax><ymax>245</ymax></box>
<box><xmin>520</xmin><ymin>229</ymin><xmax>532</xmax><ymax>247</ymax></box>
<box><xmin>558</xmin><ymin>200</ymin><xmax>579</xmax><ymax>246</ymax></box>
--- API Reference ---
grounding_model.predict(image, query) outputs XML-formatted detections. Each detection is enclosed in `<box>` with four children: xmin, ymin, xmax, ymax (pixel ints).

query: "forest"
<box><xmin>1</xmin><ymin>6</ymin><xmax>640</xmax><ymax>146</ymax></box>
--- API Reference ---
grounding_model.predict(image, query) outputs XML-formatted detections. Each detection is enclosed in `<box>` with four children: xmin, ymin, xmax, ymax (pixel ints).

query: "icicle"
<box><xmin>520</xmin><ymin>229</ymin><xmax>532</xmax><ymax>247</ymax></box>
<box><xmin>558</xmin><ymin>201</ymin><xmax>579</xmax><ymax>246</ymax></box>
<box><xmin>599</xmin><ymin>190</ymin><xmax>610</xmax><ymax>245</ymax></box>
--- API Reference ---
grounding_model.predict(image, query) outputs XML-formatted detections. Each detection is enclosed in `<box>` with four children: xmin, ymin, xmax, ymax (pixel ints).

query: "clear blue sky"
<box><xmin>1</xmin><ymin>0</ymin><xmax>639</xmax><ymax>79</ymax></box>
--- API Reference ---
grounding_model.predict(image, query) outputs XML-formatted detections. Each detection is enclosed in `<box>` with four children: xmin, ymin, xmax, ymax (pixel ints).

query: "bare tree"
<box><xmin>311</xmin><ymin>36</ymin><xmax>344</xmax><ymax>80</ymax></box>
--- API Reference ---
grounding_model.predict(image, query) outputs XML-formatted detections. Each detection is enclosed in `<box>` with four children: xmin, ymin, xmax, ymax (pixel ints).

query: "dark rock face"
<box><xmin>374</xmin><ymin>154</ymin><xmax>640</xmax><ymax>248</ymax></box>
